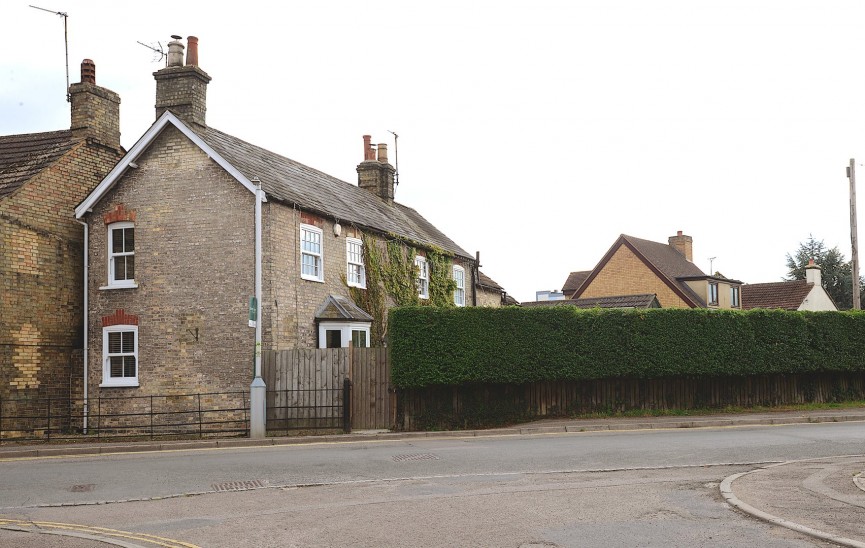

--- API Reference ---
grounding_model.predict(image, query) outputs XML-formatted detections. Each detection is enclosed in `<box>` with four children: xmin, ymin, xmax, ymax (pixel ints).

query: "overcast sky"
<box><xmin>4</xmin><ymin>1</ymin><xmax>865</xmax><ymax>302</ymax></box>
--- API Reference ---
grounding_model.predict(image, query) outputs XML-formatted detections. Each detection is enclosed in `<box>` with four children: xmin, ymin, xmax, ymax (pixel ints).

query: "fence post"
<box><xmin>97</xmin><ymin>395</ymin><xmax>101</xmax><ymax>440</ymax></box>
<box><xmin>343</xmin><ymin>378</ymin><xmax>352</xmax><ymax>434</ymax></box>
<box><xmin>150</xmin><ymin>395</ymin><xmax>154</xmax><ymax>441</ymax></box>
<box><xmin>0</xmin><ymin>394</ymin><xmax>3</xmax><ymax>444</ymax></box>
<box><xmin>198</xmin><ymin>393</ymin><xmax>203</xmax><ymax>439</ymax></box>
<box><xmin>47</xmin><ymin>396</ymin><xmax>51</xmax><ymax>441</ymax></box>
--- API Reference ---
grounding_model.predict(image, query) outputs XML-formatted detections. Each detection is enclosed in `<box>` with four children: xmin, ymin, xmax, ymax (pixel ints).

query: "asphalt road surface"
<box><xmin>1</xmin><ymin>421</ymin><xmax>863</xmax><ymax>547</ymax></box>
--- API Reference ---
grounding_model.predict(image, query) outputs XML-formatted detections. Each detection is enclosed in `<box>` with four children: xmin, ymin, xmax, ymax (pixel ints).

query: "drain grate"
<box><xmin>392</xmin><ymin>453</ymin><xmax>440</xmax><ymax>462</ymax></box>
<box><xmin>69</xmin><ymin>484</ymin><xmax>95</xmax><ymax>493</ymax></box>
<box><xmin>212</xmin><ymin>480</ymin><xmax>269</xmax><ymax>492</ymax></box>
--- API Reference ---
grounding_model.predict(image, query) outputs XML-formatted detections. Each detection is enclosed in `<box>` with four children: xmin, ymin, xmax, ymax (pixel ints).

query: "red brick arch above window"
<box><xmin>103</xmin><ymin>204</ymin><xmax>136</xmax><ymax>225</ymax></box>
<box><xmin>102</xmin><ymin>309</ymin><xmax>139</xmax><ymax>327</ymax></box>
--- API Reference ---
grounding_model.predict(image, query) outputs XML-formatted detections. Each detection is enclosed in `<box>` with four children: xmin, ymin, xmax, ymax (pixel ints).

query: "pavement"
<box><xmin>2</xmin><ymin>407</ymin><xmax>865</xmax><ymax>547</ymax></box>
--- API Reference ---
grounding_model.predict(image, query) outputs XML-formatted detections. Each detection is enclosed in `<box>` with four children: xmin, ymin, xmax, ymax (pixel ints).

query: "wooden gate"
<box><xmin>349</xmin><ymin>347</ymin><xmax>392</xmax><ymax>430</ymax></box>
<box><xmin>262</xmin><ymin>347</ymin><xmax>392</xmax><ymax>431</ymax></box>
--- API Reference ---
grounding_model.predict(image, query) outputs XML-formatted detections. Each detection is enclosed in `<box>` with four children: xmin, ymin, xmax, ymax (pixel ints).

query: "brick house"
<box><xmin>564</xmin><ymin>231</ymin><xmax>743</xmax><ymax>309</ymax></box>
<box><xmin>1</xmin><ymin>60</ymin><xmax>122</xmax><ymax>405</ymax></box>
<box><xmin>75</xmin><ymin>37</ymin><xmax>496</xmax><ymax>399</ymax></box>
<box><xmin>741</xmin><ymin>260</ymin><xmax>837</xmax><ymax>311</ymax></box>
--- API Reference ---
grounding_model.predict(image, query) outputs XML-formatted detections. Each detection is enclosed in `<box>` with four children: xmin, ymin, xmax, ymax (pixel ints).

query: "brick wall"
<box><xmin>1</xmin><ymin>141</ymin><xmax>120</xmax><ymax>405</ymax></box>
<box><xmin>86</xmin><ymin>126</ymin><xmax>255</xmax><ymax>399</ymax></box>
<box><xmin>579</xmin><ymin>244</ymin><xmax>691</xmax><ymax>308</ymax></box>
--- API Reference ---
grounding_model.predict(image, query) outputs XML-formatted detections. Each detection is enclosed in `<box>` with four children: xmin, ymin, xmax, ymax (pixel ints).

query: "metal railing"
<box><xmin>0</xmin><ymin>391</ymin><xmax>249</xmax><ymax>443</ymax></box>
<box><xmin>0</xmin><ymin>382</ymin><xmax>354</xmax><ymax>443</ymax></box>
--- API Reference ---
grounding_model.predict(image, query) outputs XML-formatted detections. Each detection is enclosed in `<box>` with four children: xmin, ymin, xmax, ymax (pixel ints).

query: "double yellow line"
<box><xmin>0</xmin><ymin>518</ymin><xmax>201</xmax><ymax>548</ymax></box>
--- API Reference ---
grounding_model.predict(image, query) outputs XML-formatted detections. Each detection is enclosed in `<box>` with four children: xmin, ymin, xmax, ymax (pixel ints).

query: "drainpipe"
<box><xmin>76</xmin><ymin>219</ymin><xmax>89</xmax><ymax>434</ymax></box>
<box><xmin>249</xmin><ymin>178</ymin><xmax>266</xmax><ymax>438</ymax></box>
<box><xmin>472</xmin><ymin>251</ymin><xmax>480</xmax><ymax>307</ymax></box>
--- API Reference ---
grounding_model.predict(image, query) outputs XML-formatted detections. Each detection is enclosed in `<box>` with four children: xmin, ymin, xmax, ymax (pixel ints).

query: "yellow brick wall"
<box><xmin>579</xmin><ymin>244</ymin><xmax>691</xmax><ymax>308</ymax></box>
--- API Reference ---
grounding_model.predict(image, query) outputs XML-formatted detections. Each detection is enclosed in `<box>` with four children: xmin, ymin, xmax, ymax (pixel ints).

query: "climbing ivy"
<box><xmin>384</xmin><ymin>240</ymin><xmax>420</xmax><ymax>307</ymax></box>
<box><xmin>346</xmin><ymin>232</ymin><xmax>458</xmax><ymax>345</ymax></box>
<box><xmin>348</xmin><ymin>234</ymin><xmax>388</xmax><ymax>345</ymax></box>
<box><xmin>427</xmin><ymin>247</ymin><xmax>458</xmax><ymax>308</ymax></box>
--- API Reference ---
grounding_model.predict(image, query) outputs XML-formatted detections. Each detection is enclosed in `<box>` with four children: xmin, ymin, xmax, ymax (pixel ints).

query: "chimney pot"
<box><xmin>677</xmin><ymin>230</ymin><xmax>683</xmax><ymax>236</ymax></box>
<box><xmin>363</xmin><ymin>135</ymin><xmax>375</xmax><ymax>161</ymax></box>
<box><xmin>166</xmin><ymin>38</ymin><xmax>185</xmax><ymax>67</ymax></box>
<box><xmin>377</xmin><ymin>143</ymin><xmax>388</xmax><ymax>164</ymax></box>
<box><xmin>80</xmin><ymin>59</ymin><xmax>96</xmax><ymax>84</ymax></box>
<box><xmin>186</xmin><ymin>36</ymin><xmax>199</xmax><ymax>66</ymax></box>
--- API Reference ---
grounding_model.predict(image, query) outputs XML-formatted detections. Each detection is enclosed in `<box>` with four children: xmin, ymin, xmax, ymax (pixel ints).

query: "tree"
<box><xmin>785</xmin><ymin>234</ymin><xmax>862</xmax><ymax>309</ymax></box>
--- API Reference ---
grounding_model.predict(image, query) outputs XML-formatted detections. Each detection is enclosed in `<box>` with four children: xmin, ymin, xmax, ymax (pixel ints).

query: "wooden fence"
<box><xmin>262</xmin><ymin>348</ymin><xmax>392</xmax><ymax>431</ymax></box>
<box><xmin>397</xmin><ymin>372</ymin><xmax>865</xmax><ymax>430</ymax></box>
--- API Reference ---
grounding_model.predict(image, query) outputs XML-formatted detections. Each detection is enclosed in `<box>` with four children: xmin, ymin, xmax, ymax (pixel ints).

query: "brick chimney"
<box><xmin>668</xmin><ymin>230</ymin><xmax>693</xmax><ymax>262</ymax></box>
<box><xmin>805</xmin><ymin>259</ymin><xmax>822</xmax><ymax>286</ymax></box>
<box><xmin>154</xmin><ymin>36</ymin><xmax>211</xmax><ymax>127</ymax></box>
<box><xmin>356</xmin><ymin>135</ymin><xmax>396</xmax><ymax>204</ymax></box>
<box><xmin>68</xmin><ymin>59</ymin><xmax>121</xmax><ymax>151</ymax></box>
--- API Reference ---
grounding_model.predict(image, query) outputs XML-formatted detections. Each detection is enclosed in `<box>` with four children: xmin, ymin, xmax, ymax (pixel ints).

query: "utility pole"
<box><xmin>847</xmin><ymin>159</ymin><xmax>861</xmax><ymax>309</ymax></box>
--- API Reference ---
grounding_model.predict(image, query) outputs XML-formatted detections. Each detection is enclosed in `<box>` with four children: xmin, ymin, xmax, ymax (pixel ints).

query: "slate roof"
<box><xmin>315</xmin><ymin>295</ymin><xmax>374</xmax><ymax>321</ymax></box>
<box><xmin>521</xmin><ymin>294</ymin><xmax>661</xmax><ymax>309</ymax></box>
<box><xmin>741</xmin><ymin>280</ymin><xmax>814</xmax><ymax>310</ymax></box>
<box><xmin>562</xmin><ymin>270</ymin><xmax>590</xmax><ymax>295</ymax></box>
<box><xmin>574</xmin><ymin>234</ymin><xmax>714</xmax><ymax>307</ymax></box>
<box><xmin>0</xmin><ymin>130</ymin><xmax>77</xmax><ymax>200</ymax></box>
<box><xmin>191</xmin><ymin>125</ymin><xmax>472</xmax><ymax>259</ymax></box>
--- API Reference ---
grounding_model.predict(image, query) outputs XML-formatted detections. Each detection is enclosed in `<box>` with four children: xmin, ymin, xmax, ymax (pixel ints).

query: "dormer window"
<box><xmin>108</xmin><ymin>222</ymin><xmax>136</xmax><ymax>288</ymax></box>
<box><xmin>708</xmin><ymin>281</ymin><xmax>719</xmax><ymax>306</ymax></box>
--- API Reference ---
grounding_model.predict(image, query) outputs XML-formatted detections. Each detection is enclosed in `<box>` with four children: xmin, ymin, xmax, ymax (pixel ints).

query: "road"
<box><xmin>1</xmin><ymin>421</ymin><xmax>863</xmax><ymax>547</ymax></box>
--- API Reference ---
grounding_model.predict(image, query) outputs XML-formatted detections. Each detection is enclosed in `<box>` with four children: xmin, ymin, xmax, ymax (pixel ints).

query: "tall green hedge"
<box><xmin>389</xmin><ymin>307</ymin><xmax>865</xmax><ymax>388</ymax></box>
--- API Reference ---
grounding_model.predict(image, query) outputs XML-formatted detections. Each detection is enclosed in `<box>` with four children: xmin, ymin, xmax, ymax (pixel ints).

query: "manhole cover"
<box><xmin>392</xmin><ymin>453</ymin><xmax>440</xmax><ymax>462</ymax></box>
<box><xmin>69</xmin><ymin>484</ymin><xmax>95</xmax><ymax>492</ymax></box>
<box><xmin>212</xmin><ymin>480</ymin><xmax>269</xmax><ymax>492</ymax></box>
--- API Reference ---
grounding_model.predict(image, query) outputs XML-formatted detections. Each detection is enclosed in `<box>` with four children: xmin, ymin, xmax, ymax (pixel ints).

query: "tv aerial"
<box><xmin>136</xmin><ymin>39</ymin><xmax>167</xmax><ymax>66</ymax></box>
<box><xmin>29</xmin><ymin>5</ymin><xmax>70</xmax><ymax>102</ymax></box>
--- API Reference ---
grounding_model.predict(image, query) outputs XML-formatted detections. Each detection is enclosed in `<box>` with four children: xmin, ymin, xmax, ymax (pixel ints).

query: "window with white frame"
<box><xmin>346</xmin><ymin>238</ymin><xmax>366</xmax><ymax>288</ymax></box>
<box><xmin>453</xmin><ymin>265</ymin><xmax>466</xmax><ymax>306</ymax></box>
<box><xmin>102</xmin><ymin>325</ymin><xmax>138</xmax><ymax>387</ymax></box>
<box><xmin>318</xmin><ymin>322</ymin><xmax>371</xmax><ymax>348</ymax></box>
<box><xmin>708</xmin><ymin>281</ymin><xmax>719</xmax><ymax>306</ymax></box>
<box><xmin>731</xmin><ymin>286</ymin><xmax>741</xmax><ymax>308</ymax></box>
<box><xmin>108</xmin><ymin>222</ymin><xmax>136</xmax><ymax>287</ymax></box>
<box><xmin>415</xmin><ymin>256</ymin><xmax>429</xmax><ymax>299</ymax></box>
<box><xmin>300</xmin><ymin>224</ymin><xmax>324</xmax><ymax>281</ymax></box>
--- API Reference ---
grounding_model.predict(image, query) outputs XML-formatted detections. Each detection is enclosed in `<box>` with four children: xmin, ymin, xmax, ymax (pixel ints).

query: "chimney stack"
<box><xmin>805</xmin><ymin>259</ymin><xmax>822</xmax><ymax>287</ymax></box>
<box><xmin>668</xmin><ymin>230</ymin><xmax>693</xmax><ymax>262</ymax></box>
<box><xmin>154</xmin><ymin>35</ymin><xmax>211</xmax><ymax>127</ymax></box>
<box><xmin>357</xmin><ymin>135</ymin><xmax>396</xmax><ymax>204</ymax></box>
<box><xmin>69</xmin><ymin>59</ymin><xmax>121</xmax><ymax>151</ymax></box>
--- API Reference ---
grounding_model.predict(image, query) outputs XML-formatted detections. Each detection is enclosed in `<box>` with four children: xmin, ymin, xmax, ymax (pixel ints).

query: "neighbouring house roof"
<box><xmin>0</xmin><ymin>130</ymin><xmax>77</xmax><ymax>200</ymax></box>
<box><xmin>741</xmin><ymin>280</ymin><xmax>815</xmax><ymax>310</ymax></box>
<box><xmin>521</xmin><ymin>294</ymin><xmax>661</xmax><ymax>309</ymax></box>
<box><xmin>477</xmin><ymin>270</ymin><xmax>503</xmax><ymax>291</ymax></box>
<box><xmin>315</xmin><ymin>295</ymin><xmax>374</xmax><ymax>322</ymax></box>
<box><xmin>562</xmin><ymin>270</ymin><xmax>590</xmax><ymax>295</ymax></box>
<box><xmin>573</xmin><ymin>234</ymin><xmax>738</xmax><ymax>307</ymax></box>
<box><xmin>77</xmin><ymin>112</ymin><xmax>471</xmax><ymax>260</ymax></box>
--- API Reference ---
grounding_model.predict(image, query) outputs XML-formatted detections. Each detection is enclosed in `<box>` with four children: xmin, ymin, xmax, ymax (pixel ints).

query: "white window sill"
<box><xmin>419</xmin><ymin>295</ymin><xmax>429</xmax><ymax>300</ymax></box>
<box><xmin>347</xmin><ymin>282</ymin><xmax>367</xmax><ymax>289</ymax></box>
<box><xmin>100</xmin><ymin>282</ymin><xmax>139</xmax><ymax>290</ymax></box>
<box><xmin>301</xmin><ymin>276</ymin><xmax>325</xmax><ymax>283</ymax></box>
<box><xmin>99</xmin><ymin>381</ymin><xmax>139</xmax><ymax>388</ymax></box>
